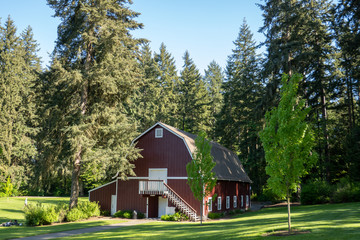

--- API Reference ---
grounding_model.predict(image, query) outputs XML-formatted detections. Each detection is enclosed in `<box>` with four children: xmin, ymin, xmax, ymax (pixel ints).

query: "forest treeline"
<box><xmin>0</xmin><ymin>0</ymin><xmax>359</xmax><ymax>202</ymax></box>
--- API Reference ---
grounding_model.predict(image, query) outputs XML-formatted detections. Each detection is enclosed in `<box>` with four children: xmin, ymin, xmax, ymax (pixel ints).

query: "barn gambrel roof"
<box><xmin>134</xmin><ymin>122</ymin><xmax>252</xmax><ymax>183</ymax></box>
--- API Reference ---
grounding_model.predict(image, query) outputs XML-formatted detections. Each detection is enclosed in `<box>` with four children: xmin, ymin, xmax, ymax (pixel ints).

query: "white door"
<box><xmin>111</xmin><ymin>195</ymin><xmax>117</xmax><ymax>215</ymax></box>
<box><xmin>149</xmin><ymin>168</ymin><xmax>167</xmax><ymax>217</ymax></box>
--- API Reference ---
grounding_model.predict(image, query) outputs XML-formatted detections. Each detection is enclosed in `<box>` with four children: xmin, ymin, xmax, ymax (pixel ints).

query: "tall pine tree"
<box><xmin>46</xmin><ymin>0</ymin><xmax>143</xmax><ymax>208</ymax></box>
<box><xmin>177</xmin><ymin>51</ymin><xmax>211</xmax><ymax>134</ymax></box>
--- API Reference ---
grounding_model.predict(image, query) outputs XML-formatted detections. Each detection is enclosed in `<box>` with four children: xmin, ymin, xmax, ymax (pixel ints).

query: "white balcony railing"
<box><xmin>139</xmin><ymin>180</ymin><xmax>166</xmax><ymax>195</ymax></box>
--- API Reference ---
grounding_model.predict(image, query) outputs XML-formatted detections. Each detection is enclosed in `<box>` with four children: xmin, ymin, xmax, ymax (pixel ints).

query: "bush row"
<box><xmin>301</xmin><ymin>179</ymin><xmax>360</xmax><ymax>205</ymax></box>
<box><xmin>24</xmin><ymin>201</ymin><xmax>100</xmax><ymax>226</ymax></box>
<box><xmin>160</xmin><ymin>212</ymin><xmax>188</xmax><ymax>221</ymax></box>
<box><xmin>114</xmin><ymin>210</ymin><xmax>145</xmax><ymax>219</ymax></box>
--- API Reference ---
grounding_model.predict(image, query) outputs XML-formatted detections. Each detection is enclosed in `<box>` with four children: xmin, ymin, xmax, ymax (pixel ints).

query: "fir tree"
<box><xmin>204</xmin><ymin>61</ymin><xmax>223</xmax><ymax>139</ymax></box>
<box><xmin>0</xmin><ymin>17</ymin><xmax>39</xmax><ymax>190</ymax></box>
<box><xmin>177</xmin><ymin>51</ymin><xmax>211</xmax><ymax>134</ymax></box>
<box><xmin>216</xmin><ymin>20</ymin><xmax>265</xmax><ymax>194</ymax></box>
<box><xmin>46</xmin><ymin>0</ymin><xmax>143</xmax><ymax>208</ymax></box>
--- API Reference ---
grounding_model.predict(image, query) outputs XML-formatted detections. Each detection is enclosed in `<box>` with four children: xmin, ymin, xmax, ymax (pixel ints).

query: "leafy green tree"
<box><xmin>186</xmin><ymin>131</ymin><xmax>217</xmax><ymax>225</ymax></box>
<box><xmin>260</xmin><ymin>74</ymin><xmax>317</xmax><ymax>233</ymax></box>
<box><xmin>177</xmin><ymin>51</ymin><xmax>211</xmax><ymax>133</ymax></box>
<box><xmin>46</xmin><ymin>0</ymin><xmax>143</xmax><ymax>208</ymax></box>
<box><xmin>204</xmin><ymin>61</ymin><xmax>223</xmax><ymax>139</ymax></box>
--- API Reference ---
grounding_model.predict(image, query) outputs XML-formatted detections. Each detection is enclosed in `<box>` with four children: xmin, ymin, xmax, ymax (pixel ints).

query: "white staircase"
<box><xmin>163</xmin><ymin>182</ymin><xmax>199</xmax><ymax>222</ymax></box>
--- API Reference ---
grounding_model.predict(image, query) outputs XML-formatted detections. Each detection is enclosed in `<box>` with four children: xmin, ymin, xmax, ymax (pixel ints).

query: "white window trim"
<box><xmin>233</xmin><ymin>196</ymin><xmax>237</xmax><ymax>208</ymax></box>
<box><xmin>241</xmin><ymin>195</ymin><xmax>244</xmax><ymax>207</ymax></box>
<box><xmin>208</xmin><ymin>197</ymin><xmax>212</xmax><ymax>212</ymax></box>
<box><xmin>155</xmin><ymin>128</ymin><xmax>163</xmax><ymax>138</ymax></box>
<box><xmin>217</xmin><ymin>196</ymin><xmax>222</xmax><ymax>210</ymax></box>
<box><xmin>226</xmin><ymin>196</ymin><xmax>230</xmax><ymax>209</ymax></box>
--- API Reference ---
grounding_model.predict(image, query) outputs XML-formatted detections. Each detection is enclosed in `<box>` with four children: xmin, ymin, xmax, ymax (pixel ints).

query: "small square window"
<box><xmin>155</xmin><ymin>128</ymin><xmax>163</xmax><ymax>138</ymax></box>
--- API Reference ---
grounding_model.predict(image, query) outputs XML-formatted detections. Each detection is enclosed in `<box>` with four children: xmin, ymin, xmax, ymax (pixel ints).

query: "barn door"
<box><xmin>111</xmin><ymin>195</ymin><xmax>117</xmax><ymax>216</ymax></box>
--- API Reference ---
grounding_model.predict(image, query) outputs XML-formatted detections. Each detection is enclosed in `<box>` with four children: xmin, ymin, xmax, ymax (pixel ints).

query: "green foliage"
<box><xmin>45</xmin><ymin>0</ymin><xmax>144</xmax><ymax>207</ymax></box>
<box><xmin>114</xmin><ymin>210</ymin><xmax>138</xmax><ymax>219</ymax></box>
<box><xmin>66</xmin><ymin>208</ymin><xmax>86</xmax><ymax>222</ymax></box>
<box><xmin>137</xmin><ymin>212</ymin><xmax>145</xmax><ymax>219</ymax></box>
<box><xmin>207</xmin><ymin>212</ymin><xmax>224</xmax><ymax>219</ymax></box>
<box><xmin>101</xmin><ymin>210</ymin><xmax>111</xmax><ymax>217</ymax></box>
<box><xmin>160</xmin><ymin>212</ymin><xmax>188</xmax><ymax>221</ymax></box>
<box><xmin>76</xmin><ymin>201</ymin><xmax>100</xmax><ymax>218</ymax></box>
<box><xmin>0</xmin><ymin>177</ymin><xmax>14</xmax><ymax>197</ymax></box>
<box><xmin>332</xmin><ymin>179</ymin><xmax>360</xmax><ymax>203</ymax></box>
<box><xmin>24</xmin><ymin>204</ymin><xmax>58</xmax><ymax>226</ymax></box>
<box><xmin>301</xmin><ymin>180</ymin><xmax>333</xmax><ymax>205</ymax></box>
<box><xmin>177</xmin><ymin>51</ymin><xmax>211</xmax><ymax>133</ymax></box>
<box><xmin>260</xmin><ymin>74</ymin><xmax>317</xmax><ymax>199</ymax></box>
<box><xmin>114</xmin><ymin>210</ymin><xmax>125</xmax><ymax>218</ymax></box>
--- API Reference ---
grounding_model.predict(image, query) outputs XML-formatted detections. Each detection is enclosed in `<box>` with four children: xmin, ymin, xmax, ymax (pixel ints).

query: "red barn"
<box><xmin>89</xmin><ymin>122</ymin><xmax>251</xmax><ymax>221</ymax></box>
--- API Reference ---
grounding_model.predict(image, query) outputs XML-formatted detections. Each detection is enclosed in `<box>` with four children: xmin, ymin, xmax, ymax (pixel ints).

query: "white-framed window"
<box><xmin>226</xmin><ymin>196</ymin><xmax>230</xmax><ymax>209</ymax></box>
<box><xmin>208</xmin><ymin>197</ymin><xmax>212</xmax><ymax>212</ymax></box>
<box><xmin>241</xmin><ymin>195</ymin><xmax>244</xmax><ymax>207</ymax></box>
<box><xmin>233</xmin><ymin>196</ymin><xmax>237</xmax><ymax>208</ymax></box>
<box><xmin>246</xmin><ymin>195</ymin><xmax>249</xmax><ymax>207</ymax></box>
<box><xmin>155</xmin><ymin>128</ymin><xmax>163</xmax><ymax>138</ymax></box>
<box><xmin>217</xmin><ymin>196</ymin><xmax>222</xmax><ymax>210</ymax></box>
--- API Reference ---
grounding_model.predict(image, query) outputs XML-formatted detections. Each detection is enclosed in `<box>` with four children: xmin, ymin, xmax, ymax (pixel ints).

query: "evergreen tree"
<box><xmin>46</xmin><ymin>0</ymin><xmax>143</xmax><ymax>208</ymax></box>
<box><xmin>177</xmin><ymin>51</ymin><xmax>211</xmax><ymax>134</ymax></box>
<box><xmin>204</xmin><ymin>61</ymin><xmax>223</xmax><ymax>139</ymax></box>
<box><xmin>0</xmin><ymin>17</ymin><xmax>39</xmax><ymax>192</ymax></box>
<box><xmin>216</xmin><ymin>20</ymin><xmax>265</xmax><ymax>194</ymax></box>
<box><xmin>259</xmin><ymin>0</ymin><xmax>335</xmax><ymax>181</ymax></box>
<box><xmin>153</xmin><ymin>43</ymin><xmax>179</xmax><ymax>126</ymax></box>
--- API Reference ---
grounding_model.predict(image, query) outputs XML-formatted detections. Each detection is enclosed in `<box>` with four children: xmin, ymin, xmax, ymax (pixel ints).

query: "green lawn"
<box><xmin>0</xmin><ymin>197</ymin><xmax>124</xmax><ymax>240</ymax></box>
<box><xmin>54</xmin><ymin>202</ymin><xmax>360</xmax><ymax>240</ymax></box>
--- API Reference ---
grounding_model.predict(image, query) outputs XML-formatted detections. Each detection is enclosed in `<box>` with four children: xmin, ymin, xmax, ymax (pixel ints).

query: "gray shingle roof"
<box><xmin>159</xmin><ymin>123</ymin><xmax>252</xmax><ymax>183</ymax></box>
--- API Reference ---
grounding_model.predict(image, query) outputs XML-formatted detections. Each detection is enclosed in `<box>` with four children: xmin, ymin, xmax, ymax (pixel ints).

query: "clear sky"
<box><xmin>0</xmin><ymin>0</ymin><xmax>264</xmax><ymax>74</ymax></box>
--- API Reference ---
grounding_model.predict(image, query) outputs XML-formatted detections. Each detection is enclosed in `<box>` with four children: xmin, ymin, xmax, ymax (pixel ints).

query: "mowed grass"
<box><xmin>56</xmin><ymin>202</ymin><xmax>360</xmax><ymax>240</ymax></box>
<box><xmin>0</xmin><ymin>197</ymin><xmax>124</xmax><ymax>240</ymax></box>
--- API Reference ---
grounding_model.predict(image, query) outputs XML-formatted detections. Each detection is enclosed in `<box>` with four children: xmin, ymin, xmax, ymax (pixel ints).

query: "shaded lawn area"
<box><xmin>55</xmin><ymin>202</ymin><xmax>360</xmax><ymax>240</ymax></box>
<box><xmin>0</xmin><ymin>197</ymin><xmax>125</xmax><ymax>240</ymax></box>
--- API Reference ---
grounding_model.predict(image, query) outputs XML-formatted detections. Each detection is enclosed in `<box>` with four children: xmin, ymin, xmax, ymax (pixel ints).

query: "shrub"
<box><xmin>24</xmin><ymin>203</ymin><xmax>58</xmax><ymax>226</ymax></box>
<box><xmin>101</xmin><ymin>210</ymin><xmax>111</xmax><ymax>216</ymax></box>
<box><xmin>161</xmin><ymin>214</ymin><xmax>174</xmax><ymax>221</ymax></box>
<box><xmin>114</xmin><ymin>210</ymin><xmax>133</xmax><ymax>219</ymax></box>
<box><xmin>114</xmin><ymin>210</ymin><xmax>124</xmax><ymax>218</ymax></box>
<box><xmin>77</xmin><ymin>201</ymin><xmax>100</xmax><ymax>218</ymax></box>
<box><xmin>332</xmin><ymin>179</ymin><xmax>360</xmax><ymax>203</ymax></box>
<box><xmin>234</xmin><ymin>209</ymin><xmax>243</xmax><ymax>214</ymax></box>
<box><xmin>66</xmin><ymin>208</ymin><xmax>86</xmax><ymax>222</ymax></box>
<box><xmin>137</xmin><ymin>212</ymin><xmax>145</xmax><ymax>219</ymax></box>
<box><xmin>301</xmin><ymin>180</ymin><xmax>333</xmax><ymax>205</ymax></box>
<box><xmin>55</xmin><ymin>203</ymin><xmax>68</xmax><ymax>223</ymax></box>
<box><xmin>208</xmin><ymin>212</ymin><xmax>224</xmax><ymax>219</ymax></box>
<box><xmin>123</xmin><ymin>211</ymin><xmax>132</xmax><ymax>219</ymax></box>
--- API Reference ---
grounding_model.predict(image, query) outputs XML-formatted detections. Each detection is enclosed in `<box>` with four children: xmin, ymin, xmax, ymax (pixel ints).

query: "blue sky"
<box><xmin>0</xmin><ymin>0</ymin><xmax>264</xmax><ymax>74</ymax></box>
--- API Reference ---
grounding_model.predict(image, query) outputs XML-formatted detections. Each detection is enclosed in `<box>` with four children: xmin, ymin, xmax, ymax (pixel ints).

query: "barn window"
<box><xmin>233</xmin><ymin>196</ymin><xmax>237</xmax><ymax>208</ymax></box>
<box><xmin>208</xmin><ymin>197</ymin><xmax>212</xmax><ymax>212</ymax></box>
<box><xmin>155</xmin><ymin>128</ymin><xmax>163</xmax><ymax>138</ymax></box>
<box><xmin>246</xmin><ymin>195</ymin><xmax>249</xmax><ymax>207</ymax></box>
<box><xmin>241</xmin><ymin>195</ymin><xmax>244</xmax><ymax>207</ymax></box>
<box><xmin>226</xmin><ymin>196</ymin><xmax>230</xmax><ymax>209</ymax></box>
<box><xmin>217</xmin><ymin>197</ymin><xmax>222</xmax><ymax>210</ymax></box>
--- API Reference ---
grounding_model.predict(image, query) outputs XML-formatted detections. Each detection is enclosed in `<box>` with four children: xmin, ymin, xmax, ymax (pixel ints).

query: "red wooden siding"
<box><xmin>205</xmin><ymin>181</ymin><xmax>250</xmax><ymax>214</ymax></box>
<box><xmin>167</xmin><ymin>179</ymin><xmax>201</xmax><ymax>213</ymax></box>
<box><xmin>134</xmin><ymin>127</ymin><xmax>192</xmax><ymax>177</ymax></box>
<box><xmin>89</xmin><ymin>181</ymin><xmax>116</xmax><ymax>212</ymax></box>
<box><xmin>117</xmin><ymin>179</ymin><xmax>146</xmax><ymax>213</ymax></box>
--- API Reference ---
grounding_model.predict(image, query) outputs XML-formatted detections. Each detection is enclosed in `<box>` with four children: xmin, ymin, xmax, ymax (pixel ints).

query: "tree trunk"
<box><xmin>69</xmin><ymin>148</ymin><xmax>81</xmax><ymax>209</ymax></box>
<box><xmin>287</xmin><ymin>196</ymin><xmax>291</xmax><ymax>233</ymax></box>
<box><xmin>320</xmin><ymin>85</ymin><xmax>330</xmax><ymax>181</ymax></box>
